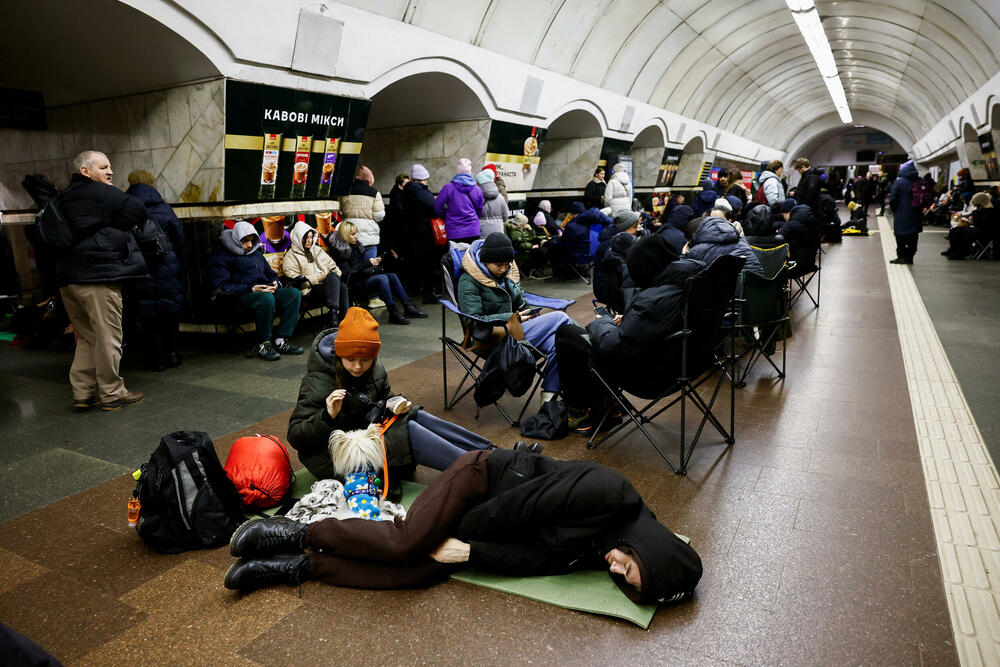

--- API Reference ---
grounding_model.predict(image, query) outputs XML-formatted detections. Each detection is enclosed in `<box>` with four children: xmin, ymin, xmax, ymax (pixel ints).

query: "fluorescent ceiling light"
<box><xmin>786</xmin><ymin>0</ymin><xmax>852</xmax><ymax>123</ymax></box>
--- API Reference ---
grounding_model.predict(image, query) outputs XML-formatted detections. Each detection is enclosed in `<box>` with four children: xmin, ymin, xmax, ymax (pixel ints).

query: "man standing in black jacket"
<box><xmin>224</xmin><ymin>448</ymin><xmax>702</xmax><ymax>605</ymax></box>
<box><xmin>791</xmin><ymin>158</ymin><xmax>823</xmax><ymax>213</ymax></box>
<box><xmin>59</xmin><ymin>151</ymin><xmax>148</xmax><ymax>411</ymax></box>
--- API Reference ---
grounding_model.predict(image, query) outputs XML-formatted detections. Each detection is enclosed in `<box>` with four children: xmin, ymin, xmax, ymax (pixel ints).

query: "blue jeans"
<box><xmin>363</xmin><ymin>246</ymin><xmax>378</xmax><ymax>261</ymax></box>
<box><xmin>522</xmin><ymin>310</ymin><xmax>573</xmax><ymax>391</ymax></box>
<box><xmin>407</xmin><ymin>410</ymin><xmax>495</xmax><ymax>470</ymax></box>
<box><xmin>364</xmin><ymin>272</ymin><xmax>409</xmax><ymax>306</ymax></box>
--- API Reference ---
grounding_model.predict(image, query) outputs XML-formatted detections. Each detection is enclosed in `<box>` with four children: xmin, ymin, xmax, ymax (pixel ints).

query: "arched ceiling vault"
<box><xmin>341</xmin><ymin>0</ymin><xmax>1000</xmax><ymax>150</ymax></box>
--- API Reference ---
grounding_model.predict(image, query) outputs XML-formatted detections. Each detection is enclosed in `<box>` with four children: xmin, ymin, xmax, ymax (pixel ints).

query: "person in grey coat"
<box><xmin>888</xmin><ymin>160</ymin><xmax>921</xmax><ymax>264</ymax></box>
<box><xmin>475</xmin><ymin>168</ymin><xmax>510</xmax><ymax>238</ymax></box>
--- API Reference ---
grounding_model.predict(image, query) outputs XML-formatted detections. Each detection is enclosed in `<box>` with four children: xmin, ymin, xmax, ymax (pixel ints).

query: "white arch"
<box><xmin>784</xmin><ymin>112</ymin><xmax>916</xmax><ymax>163</ymax></box>
<box><xmin>363</xmin><ymin>57</ymin><xmax>501</xmax><ymax>118</ymax></box>
<box><xmin>631</xmin><ymin>119</ymin><xmax>668</xmax><ymax>147</ymax></box>
<box><xmin>543</xmin><ymin>99</ymin><xmax>610</xmax><ymax>137</ymax></box>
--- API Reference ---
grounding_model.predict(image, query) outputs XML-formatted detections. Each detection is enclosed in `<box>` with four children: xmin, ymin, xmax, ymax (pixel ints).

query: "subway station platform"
<box><xmin>2</xmin><ymin>218</ymin><xmax>998</xmax><ymax>664</ymax></box>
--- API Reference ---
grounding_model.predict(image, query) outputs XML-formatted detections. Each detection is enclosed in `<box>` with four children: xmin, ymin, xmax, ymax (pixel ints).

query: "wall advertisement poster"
<box><xmin>483</xmin><ymin>120</ymin><xmax>547</xmax><ymax>191</ymax></box>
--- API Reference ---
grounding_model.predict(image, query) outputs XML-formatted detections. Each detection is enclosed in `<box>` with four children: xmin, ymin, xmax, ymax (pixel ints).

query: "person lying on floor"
<box><xmin>555</xmin><ymin>234</ymin><xmax>705</xmax><ymax>434</ymax></box>
<box><xmin>287</xmin><ymin>307</ymin><xmax>539</xmax><ymax>499</ymax></box>
<box><xmin>456</xmin><ymin>233</ymin><xmax>573</xmax><ymax>402</ymax></box>
<box><xmin>224</xmin><ymin>447</ymin><xmax>703</xmax><ymax>605</ymax></box>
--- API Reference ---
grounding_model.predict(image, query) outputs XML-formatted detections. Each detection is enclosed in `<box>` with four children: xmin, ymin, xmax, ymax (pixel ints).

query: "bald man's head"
<box><xmin>74</xmin><ymin>151</ymin><xmax>113</xmax><ymax>185</ymax></box>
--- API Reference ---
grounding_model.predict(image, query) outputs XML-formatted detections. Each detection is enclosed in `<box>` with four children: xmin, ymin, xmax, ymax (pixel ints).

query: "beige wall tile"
<box><xmin>124</xmin><ymin>95</ymin><xmax>151</xmax><ymax>152</ymax></box>
<box><xmin>165</xmin><ymin>86</ymin><xmax>193</xmax><ymax>147</ymax></box>
<box><xmin>146</xmin><ymin>90</ymin><xmax>172</xmax><ymax>150</ymax></box>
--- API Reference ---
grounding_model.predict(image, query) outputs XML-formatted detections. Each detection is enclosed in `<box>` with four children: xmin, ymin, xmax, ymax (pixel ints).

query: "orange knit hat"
<box><xmin>334</xmin><ymin>307</ymin><xmax>381</xmax><ymax>358</ymax></box>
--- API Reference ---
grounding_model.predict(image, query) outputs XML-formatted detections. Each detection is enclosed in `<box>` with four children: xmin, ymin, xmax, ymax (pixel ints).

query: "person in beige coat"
<box><xmin>284</xmin><ymin>221</ymin><xmax>349</xmax><ymax>328</ymax></box>
<box><xmin>338</xmin><ymin>166</ymin><xmax>386</xmax><ymax>260</ymax></box>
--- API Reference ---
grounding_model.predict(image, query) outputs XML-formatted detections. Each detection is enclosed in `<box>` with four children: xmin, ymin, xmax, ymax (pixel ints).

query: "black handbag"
<box><xmin>520</xmin><ymin>400</ymin><xmax>569</xmax><ymax>440</ymax></box>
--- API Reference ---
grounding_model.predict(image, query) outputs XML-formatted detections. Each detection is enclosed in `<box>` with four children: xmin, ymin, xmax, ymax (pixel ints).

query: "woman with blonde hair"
<box><xmin>330</xmin><ymin>221</ymin><xmax>426</xmax><ymax>325</ymax></box>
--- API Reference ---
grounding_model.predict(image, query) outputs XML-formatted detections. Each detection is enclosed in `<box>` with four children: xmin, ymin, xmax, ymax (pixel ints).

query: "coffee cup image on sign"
<box><xmin>524</xmin><ymin>135</ymin><xmax>538</xmax><ymax>157</ymax></box>
<box><xmin>321</xmin><ymin>161</ymin><xmax>334</xmax><ymax>180</ymax></box>
<box><xmin>292</xmin><ymin>161</ymin><xmax>309</xmax><ymax>185</ymax></box>
<box><xmin>262</xmin><ymin>161</ymin><xmax>277</xmax><ymax>184</ymax></box>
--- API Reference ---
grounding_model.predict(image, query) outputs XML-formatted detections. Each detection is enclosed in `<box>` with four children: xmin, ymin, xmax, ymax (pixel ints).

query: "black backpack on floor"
<box><xmin>133</xmin><ymin>431</ymin><xmax>246</xmax><ymax>554</ymax></box>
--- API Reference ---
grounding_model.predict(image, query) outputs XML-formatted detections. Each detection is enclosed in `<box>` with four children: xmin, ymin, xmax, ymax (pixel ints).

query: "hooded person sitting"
<box><xmin>593</xmin><ymin>209</ymin><xmax>639</xmax><ymax>313</ymax></box>
<box><xmin>457</xmin><ymin>233</ymin><xmax>573</xmax><ymax>402</ymax></box>
<box><xmin>684</xmin><ymin>216</ymin><xmax>763</xmax><ymax>275</ymax></box>
<box><xmin>550</xmin><ymin>207</ymin><xmax>611</xmax><ymax>274</ymax></box>
<box><xmin>225</xmin><ymin>447</ymin><xmax>703</xmax><ymax>607</ymax></box>
<box><xmin>207</xmin><ymin>220</ymin><xmax>304</xmax><ymax>361</ymax></box>
<box><xmin>555</xmin><ymin>234</ymin><xmax>706</xmax><ymax>434</ymax></box>
<box><xmin>743</xmin><ymin>204</ymin><xmax>784</xmax><ymax>249</ymax></box>
<box><xmin>282</xmin><ymin>221</ymin><xmax>350</xmax><ymax>328</ymax></box>
<box><xmin>532</xmin><ymin>200</ymin><xmax>561</xmax><ymax>238</ymax></box>
<box><xmin>656</xmin><ymin>204</ymin><xmax>695</xmax><ymax>255</ymax></box>
<box><xmin>776</xmin><ymin>198</ymin><xmax>821</xmax><ymax>275</ymax></box>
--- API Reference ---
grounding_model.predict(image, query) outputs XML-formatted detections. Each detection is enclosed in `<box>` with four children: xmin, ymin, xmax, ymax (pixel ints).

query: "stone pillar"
<box><xmin>532</xmin><ymin>138</ymin><xmax>603</xmax><ymax>191</ymax></box>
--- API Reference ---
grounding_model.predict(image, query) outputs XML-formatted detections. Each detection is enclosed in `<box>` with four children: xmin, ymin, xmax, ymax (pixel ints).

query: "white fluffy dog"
<box><xmin>328</xmin><ymin>424</ymin><xmax>384</xmax><ymax>478</ymax></box>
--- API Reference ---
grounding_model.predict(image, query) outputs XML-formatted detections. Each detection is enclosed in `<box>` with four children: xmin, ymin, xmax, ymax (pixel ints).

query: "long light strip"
<box><xmin>786</xmin><ymin>0</ymin><xmax>852</xmax><ymax>123</ymax></box>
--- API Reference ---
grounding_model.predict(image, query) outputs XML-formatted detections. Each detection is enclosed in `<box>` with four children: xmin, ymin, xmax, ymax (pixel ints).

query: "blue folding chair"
<box><xmin>439</xmin><ymin>242</ymin><xmax>575</xmax><ymax>425</ymax></box>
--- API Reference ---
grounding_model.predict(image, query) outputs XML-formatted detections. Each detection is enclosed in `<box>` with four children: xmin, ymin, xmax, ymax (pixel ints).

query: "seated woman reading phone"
<box><xmin>455</xmin><ymin>233</ymin><xmax>574</xmax><ymax>402</ymax></box>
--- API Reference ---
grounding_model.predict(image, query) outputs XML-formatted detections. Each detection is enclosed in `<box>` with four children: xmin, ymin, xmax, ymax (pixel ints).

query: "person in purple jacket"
<box><xmin>434</xmin><ymin>158</ymin><xmax>485</xmax><ymax>243</ymax></box>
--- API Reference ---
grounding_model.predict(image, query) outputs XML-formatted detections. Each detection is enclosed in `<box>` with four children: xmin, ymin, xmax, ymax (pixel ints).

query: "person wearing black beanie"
<box><xmin>478</xmin><ymin>232</ymin><xmax>515</xmax><ymax>264</ymax></box>
<box><xmin>555</xmin><ymin>233</ymin><xmax>704</xmax><ymax>434</ymax></box>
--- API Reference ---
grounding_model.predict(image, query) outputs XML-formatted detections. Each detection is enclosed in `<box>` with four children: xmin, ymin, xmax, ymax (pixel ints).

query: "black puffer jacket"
<box><xmin>656</xmin><ymin>204</ymin><xmax>694</xmax><ymax>254</ymax></box>
<box><xmin>743</xmin><ymin>204</ymin><xmax>785</xmax><ymax>249</ymax></box>
<box><xmin>56</xmin><ymin>174</ymin><xmax>147</xmax><ymax>286</ymax></box>
<box><xmin>593</xmin><ymin>231</ymin><xmax>636</xmax><ymax>314</ymax></box>
<box><xmin>400</xmin><ymin>180</ymin><xmax>436</xmax><ymax>257</ymax></box>
<box><xmin>287</xmin><ymin>328</ymin><xmax>415</xmax><ymax>479</ymax></box>
<box><xmin>779</xmin><ymin>205</ymin><xmax>821</xmax><ymax>273</ymax></box>
<box><xmin>454</xmin><ymin>449</ymin><xmax>703</xmax><ymax>604</ymax></box>
<box><xmin>795</xmin><ymin>167</ymin><xmax>825</xmax><ymax>212</ymax></box>
<box><xmin>685</xmin><ymin>217</ymin><xmax>763</xmax><ymax>275</ymax></box>
<box><xmin>587</xmin><ymin>259</ymin><xmax>705</xmax><ymax>398</ymax></box>
<box><xmin>125</xmin><ymin>183</ymin><xmax>184</xmax><ymax>318</ymax></box>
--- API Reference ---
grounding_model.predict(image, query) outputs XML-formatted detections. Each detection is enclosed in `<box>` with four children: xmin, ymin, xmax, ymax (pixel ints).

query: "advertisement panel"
<box><xmin>979</xmin><ymin>132</ymin><xmax>999</xmax><ymax>180</ymax></box>
<box><xmin>598</xmin><ymin>138</ymin><xmax>633</xmax><ymax>176</ymax></box>
<box><xmin>655</xmin><ymin>148</ymin><xmax>682</xmax><ymax>188</ymax></box>
<box><xmin>224</xmin><ymin>80</ymin><xmax>371</xmax><ymax>201</ymax></box>
<box><xmin>483</xmin><ymin>120</ymin><xmax>547</xmax><ymax>191</ymax></box>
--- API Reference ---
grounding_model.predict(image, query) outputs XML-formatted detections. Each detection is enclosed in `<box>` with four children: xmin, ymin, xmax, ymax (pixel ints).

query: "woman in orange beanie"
<box><xmin>287</xmin><ymin>307</ymin><xmax>508</xmax><ymax>496</ymax></box>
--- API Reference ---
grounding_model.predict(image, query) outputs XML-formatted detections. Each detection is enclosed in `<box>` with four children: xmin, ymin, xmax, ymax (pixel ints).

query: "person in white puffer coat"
<box><xmin>603</xmin><ymin>162</ymin><xmax>633</xmax><ymax>215</ymax></box>
<box><xmin>338</xmin><ymin>165</ymin><xmax>385</xmax><ymax>259</ymax></box>
<box><xmin>475</xmin><ymin>168</ymin><xmax>510</xmax><ymax>238</ymax></box>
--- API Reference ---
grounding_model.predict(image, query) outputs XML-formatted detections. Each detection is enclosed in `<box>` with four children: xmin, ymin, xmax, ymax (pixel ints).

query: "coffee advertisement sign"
<box><xmin>224</xmin><ymin>80</ymin><xmax>371</xmax><ymax>201</ymax></box>
<box><xmin>483</xmin><ymin>120</ymin><xmax>547</xmax><ymax>191</ymax></box>
<box><xmin>655</xmin><ymin>148</ymin><xmax>682</xmax><ymax>188</ymax></box>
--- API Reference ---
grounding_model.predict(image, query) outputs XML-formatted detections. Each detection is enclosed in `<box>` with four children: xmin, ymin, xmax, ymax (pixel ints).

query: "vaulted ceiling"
<box><xmin>342</xmin><ymin>0</ymin><xmax>1000</xmax><ymax>148</ymax></box>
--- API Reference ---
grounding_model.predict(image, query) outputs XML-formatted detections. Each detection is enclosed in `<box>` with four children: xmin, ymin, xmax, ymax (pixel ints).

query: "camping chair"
<box><xmin>730</xmin><ymin>245</ymin><xmax>793</xmax><ymax>387</ymax></box>
<box><xmin>788</xmin><ymin>244</ymin><xmax>821</xmax><ymax>308</ymax></box>
<box><xmin>972</xmin><ymin>234</ymin><xmax>996</xmax><ymax>260</ymax></box>
<box><xmin>585</xmin><ymin>254</ymin><xmax>745</xmax><ymax>474</ymax></box>
<box><xmin>557</xmin><ymin>223</ymin><xmax>601</xmax><ymax>284</ymax></box>
<box><xmin>439</xmin><ymin>242</ymin><xmax>575</xmax><ymax>426</ymax></box>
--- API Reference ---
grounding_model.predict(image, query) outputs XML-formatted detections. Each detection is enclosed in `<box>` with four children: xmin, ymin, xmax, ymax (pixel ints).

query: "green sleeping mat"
<box><xmin>264</xmin><ymin>470</ymin><xmax>685</xmax><ymax>628</ymax></box>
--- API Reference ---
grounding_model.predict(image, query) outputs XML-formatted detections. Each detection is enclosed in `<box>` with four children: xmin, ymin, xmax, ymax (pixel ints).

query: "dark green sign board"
<box><xmin>224</xmin><ymin>80</ymin><xmax>371</xmax><ymax>202</ymax></box>
<box><xmin>484</xmin><ymin>120</ymin><xmax>547</xmax><ymax>191</ymax></box>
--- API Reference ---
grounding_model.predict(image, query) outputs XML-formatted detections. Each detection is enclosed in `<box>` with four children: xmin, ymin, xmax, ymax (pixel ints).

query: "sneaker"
<box><xmin>567</xmin><ymin>407</ymin><xmax>594</xmax><ymax>435</ymax></box>
<box><xmin>101</xmin><ymin>391</ymin><xmax>145</xmax><ymax>411</ymax></box>
<box><xmin>256</xmin><ymin>340</ymin><xmax>281</xmax><ymax>361</ymax></box>
<box><xmin>73</xmin><ymin>396</ymin><xmax>99</xmax><ymax>412</ymax></box>
<box><xmin>367</xmin><ymin>298</ymin><xmax>387</xmax><ymax>309</ymax></box>
<box><xmin>274</xmin><ymin>340</ymin><xmax>304</xmax><ymax>355</ymax></box>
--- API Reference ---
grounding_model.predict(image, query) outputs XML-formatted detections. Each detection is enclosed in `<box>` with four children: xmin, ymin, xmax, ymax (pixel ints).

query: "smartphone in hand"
<box><xmin>593</xmin><ymin>305</ymin><xmax>608</xmax><ymax>318</ymax></box>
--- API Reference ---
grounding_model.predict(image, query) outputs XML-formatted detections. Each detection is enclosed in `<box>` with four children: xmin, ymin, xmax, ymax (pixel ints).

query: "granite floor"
<box><xmin>0</xmin><ymin>236</ymin><xmax>962</xmax><ymax>665</ymax></box>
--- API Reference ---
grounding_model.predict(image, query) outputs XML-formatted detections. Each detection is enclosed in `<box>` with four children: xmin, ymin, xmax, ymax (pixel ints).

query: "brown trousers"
<box><xmin>60</xmin><ymin>283</ymin><xmax>127</xmax><ymax>402</ymax></box>
<box><xmin>305</xmin><ymin>449</ymin><xmax>492</xmax><ymax>589</ymax></box>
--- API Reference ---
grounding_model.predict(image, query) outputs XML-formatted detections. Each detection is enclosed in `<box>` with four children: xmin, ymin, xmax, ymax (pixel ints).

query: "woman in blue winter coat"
<box><xmin>684</xmin><ymin>216</ymin><xmax>763</xmax><ymax>275</ymax></box>
<box><xmin>125</xmin><ymin>175</ymin><xmax>184</xmax><ymax>371</ymax></box>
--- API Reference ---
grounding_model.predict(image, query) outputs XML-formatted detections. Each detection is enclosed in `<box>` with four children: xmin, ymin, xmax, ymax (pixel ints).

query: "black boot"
<box><xmin>224</xmin><ymin>554</ymin><xmax>310</xmax><ymax>593</ymax></box>
<box><xmin>402</xmin><ymin>301</ymin><xmax>428</xmax><ymax>318</ymax></box>
<box><xmin>388</xmin><ymin>304</ymin><xmax>410</xmax><ymax>325</ymax></box>
<box><xmin>229</xmin><ymin>517</ymin><xmax>307</xmax><ymax>557</ymax></box>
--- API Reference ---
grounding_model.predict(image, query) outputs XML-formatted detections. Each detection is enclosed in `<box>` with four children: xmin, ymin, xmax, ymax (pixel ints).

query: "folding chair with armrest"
<box><xmin>439</xmin><ymin>242</ymin><xmax>575</xmax><ymax>426</ymax></box>
<box><xmin>788</xmin><ymin>244</ymin><xmax>821</xmax><ymax>308</ymax></box>
<box><xmin>585</xmin><ymin>254</ymin><xmax>745</xmax><ymax>474</ymax></box>
<box><xmin>730</xmin><ymin>244</ymin><xmax>794</xmax><ymax>387</ymax></box>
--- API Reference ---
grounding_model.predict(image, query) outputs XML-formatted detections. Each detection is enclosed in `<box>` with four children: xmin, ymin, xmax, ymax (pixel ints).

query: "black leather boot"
<box><xmin>224</xmin><ymin>554</ymin><xmax>310</xmax><ymax>593</ymax></box>
<box><xmin>229</xmin><ymin>517</ymin><xmax>307</xmax><ymax>557</ymax></box>
<box><xmin>402</xmin><ymin>301</ymin><xmax>429</xmax><ymax>318</ymax></box>
<box><xmin>387</xmin><ymin>304</ymin><xmax>410</xmax><ymax>325</ymax></box>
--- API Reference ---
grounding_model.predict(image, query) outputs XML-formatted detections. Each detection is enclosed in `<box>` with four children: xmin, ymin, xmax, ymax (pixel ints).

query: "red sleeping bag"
<box><xmin>224</xmin><ymin>434</ymin><xmax>293</xmax><ymax>509</ymax></box>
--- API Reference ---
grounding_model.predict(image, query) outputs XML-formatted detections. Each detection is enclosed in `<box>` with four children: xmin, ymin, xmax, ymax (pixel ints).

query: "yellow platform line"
<box><xmin>879</xmin><ymin>215</ymin><xmax>1000</xmax><ymax>665</ymax></box>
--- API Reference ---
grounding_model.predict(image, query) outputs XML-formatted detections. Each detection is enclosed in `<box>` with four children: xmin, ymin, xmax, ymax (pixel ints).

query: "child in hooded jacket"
<box><xmin>283</xmin><ymin>221</ymin><xmax>350</xmax><ymax>328</ymax></box>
